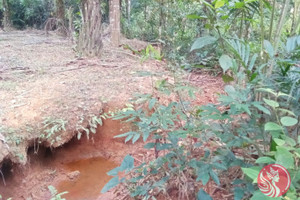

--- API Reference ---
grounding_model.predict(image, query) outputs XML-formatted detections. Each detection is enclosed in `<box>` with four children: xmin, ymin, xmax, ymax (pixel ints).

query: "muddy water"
<box><xmin>57</xmin><ymin>157</ymin><xmax>117</xmax><ymax>200</ymax></box>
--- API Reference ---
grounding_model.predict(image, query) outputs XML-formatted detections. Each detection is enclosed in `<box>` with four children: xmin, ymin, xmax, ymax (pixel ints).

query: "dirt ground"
<box><xmin>0</xmin><ymin>30</ymin><xmax>224</xmax><ymax>200</ymax></box>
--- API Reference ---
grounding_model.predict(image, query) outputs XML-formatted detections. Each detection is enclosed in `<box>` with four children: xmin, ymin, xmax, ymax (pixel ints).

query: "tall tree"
<box><xmin>2</xmin><ymin>0</ymin><xmax>11</xmax><ymax>30</ymax></box>
<box><xmin>77</xmin><ymin>0</ymin><xmax>103</xmax><ymax>57</ymax></box>
<box><xmin>110</xmin><ymin>0</ymin><xmax>120</xmax><ymax>46</ymax></box>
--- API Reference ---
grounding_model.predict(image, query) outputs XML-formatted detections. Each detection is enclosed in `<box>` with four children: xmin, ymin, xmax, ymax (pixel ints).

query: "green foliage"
<box><xmin>101</xmin><ymin>24</ymin><xmax>300</xmax><ymax>199</ymax></box>
<box><xmin>7</xmin><ymin>0</ymin><xmax>51</xmax><ymax>29</ymax></box>
<box><xmin>76</xmin><ymin>113</ymin><xmax>107</xmax><ymax>140</ymax></box>
<box><xmin>123</xmin><ymin>44</ymin><xmax>163</xmax><ymax>62</ymax></box>
<box><xmin>48</xmin><ymin>185</ymin><xmax>68</xmax><ymax>200</ymax></box>
<box><xmin>41</xmin><ymin>117</ymin><xmax>67</xmax><ymax>145</ymax></box>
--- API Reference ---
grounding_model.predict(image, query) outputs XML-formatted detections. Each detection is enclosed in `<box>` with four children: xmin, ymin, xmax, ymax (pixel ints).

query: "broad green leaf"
<box><xmin>280</xmin><ymin>116</ymin><xmax>298</xmax><ymax>127</ymax></box>
<box><xmin>264</xmin><ymin>40</ymin><xmax>274</xmax><ymax>57</ymax></box>
<box><xmin>219</xmin><ymin>54</ymin><xmax>233</xmax><ymax>73</ymax></box>
<box><xmin>215</xmin><ymin>0</ymin><xmax>225</xmax><ymax>8</ymax></box>
<box><xmin>255</xmin><ymin>157</ymin><xmax>275</xmax><ymax>164</ymax></box>
<box><xmin>275</xmin><ymin>146</ymin><xmax>294</xmax><ymax>169</ymax></box>
<box><xmin>282</xmin><ymin>135</ymin><xmax>296</xmax><ymax>147</ymax></box>
<box><xmin>101</xmin><ymin>177</ymin><xmax>119</xmax><ymax>193</ymax></box>
<box><xmin>107</xmin><ymin>166</ymin><xmax>122</xmax><ymax>176</ymax></box>
<box><xmin>241</xmin><ymin>167</ymin><xmax>260</xmax><ymax>183</ymax></box>
<box><xmin>263</xmin><ymin>98</ymin><xmax>279</xmax><ymax>108</ymax></box>
<box><xmin>120</xmin><ymin>155</ymin><xmax>134</xmax><ymax>171</ymax></box>
<box><xmin>264</xmin><ymin>122</ymin><xmax>282</xmax><ymax>131</ymax></box>
<box><xmin>197</xmin><ymin>189</ymin><xmax>213</xmax><ymax>200</ymax></box>
<box><xmin>191</xmin><ymin>36</ymin><xmax>217</xmax><ymax>51</ymax></box>
<box><xmin>274</xmin><ymin>138</ymin><xmax>285</xmax><ymax>146</ymax></box>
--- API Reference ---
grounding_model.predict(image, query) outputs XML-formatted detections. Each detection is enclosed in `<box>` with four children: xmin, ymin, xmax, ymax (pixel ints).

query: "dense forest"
<box><xmin>0</xmin><ymin>0</ymin><xmax>300</xmax><ymax>200</ymax></box>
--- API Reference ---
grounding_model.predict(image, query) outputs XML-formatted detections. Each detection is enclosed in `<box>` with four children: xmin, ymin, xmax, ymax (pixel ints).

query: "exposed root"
<box><xmin>0</xmin><ymin>169</ymin><xmax>6</xmax><ymax>186</ymax></box>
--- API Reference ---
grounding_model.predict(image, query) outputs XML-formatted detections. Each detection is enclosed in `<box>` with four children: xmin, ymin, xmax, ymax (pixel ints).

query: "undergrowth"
<box><xmin>101</xmin><ymin>35</ymin><xmax>300</xmax><ymax>200</ymax></box>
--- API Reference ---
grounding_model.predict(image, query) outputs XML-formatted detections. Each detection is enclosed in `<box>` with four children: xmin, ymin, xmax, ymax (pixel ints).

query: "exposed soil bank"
<box><xmin>0</xmin><ymin>31</ymin><xmax>224</xmax><ymax>200</ymax></box>
<box><xmin>0</xmin><ymin>116</ymin><xmax>143</xmax><ymax>200</ymax></box>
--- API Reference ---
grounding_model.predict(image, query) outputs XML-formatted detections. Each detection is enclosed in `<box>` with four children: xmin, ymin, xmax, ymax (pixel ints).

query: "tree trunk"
<box><xmin>110</xmin><ymin>0</ymin><xmax>121</xmax><ymax>46</ymax></box>
<box><xmin>125</xmin><ymin>0</ymin><xmax>131</xmax><ymax>21</ymax></box>
<box><xmin>2</xmin><ymin>0</ymin><xmax>11</xmax><ymax>30</ymax></box>
<box><xmin>55</xmin><ymin>0</ymin><xmax>66</xmax><ymax>34</ymax></box>
<box><xmin>77</xmin><ymin>0</ymin><xmax>103</xmax><ymax>57</ymax></box>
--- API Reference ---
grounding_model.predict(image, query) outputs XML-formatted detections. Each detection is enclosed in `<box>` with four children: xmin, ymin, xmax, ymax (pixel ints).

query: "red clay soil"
<box><xmin>0</xmin><ymin>30</ymin><xmax>224</xmax><ymax>200</ymax></box>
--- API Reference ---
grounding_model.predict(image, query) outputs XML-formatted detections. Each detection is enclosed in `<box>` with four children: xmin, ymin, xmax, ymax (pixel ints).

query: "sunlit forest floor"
<box><xmin>0</xmin><ymin>30</ymin><xmax>224</xmax><ymax>199</ymax></box>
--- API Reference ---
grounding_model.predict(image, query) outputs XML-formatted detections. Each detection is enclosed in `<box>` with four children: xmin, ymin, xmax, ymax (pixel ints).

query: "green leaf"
<box><xmin>251</xmin><ymin>190</ymin><xmax>281</xmax><ymax>200</ymax></box>
<box><xmin>252</xmin><ymin>103</ymin><xmax>271</xmax><ymax>115</ymax></box>
<box><xmin>191</xmin><ymin>36</ymin><xmax>217</xmax><ymax>51</ymax></box>
<box><xmin>241</xmin><ymin>167</ymin><xmax>260</xmax><ymax>183</ymax></box>
<box><xmin>219</xmin><ymin>54</ymin><xmax>233</xmax><ymax>73</ymax></box>
<box><xmin>263</xmin><ymin>98</ymin><xmax>279</xmax><ymax>108</ymax></box>
<box><xmin>248</xmin><ymin>54</ymin><xmax>258</xmax><ymax>71</ymax></box>
<box><xmin>186</xmin><ymin>14</ymin><xmax>207</xmax><ymax>19</ymax></box>
<box><xmin>234</xmin><ymin>187</ymin><xmax>244</xmax><ymax>200</ymax></box>
<box><xmin>222</xmin><ymin>74</ymin><xmax>234</xmax><ymax>83</ymax></box>
<box><xmin>274</xmin><ymin>138</ymin><xmax>285</xmax><ymax>146</ymax></box>
<box><xmin>132</xmin><ymin>134</ymin><xmax>140</xmax><ymax>144</ymax></box>
<box><xmin>282</xmin><ymin>135</ymin><xmax>297</xmax><ymax>147</ymax></box>
<box><xmin>215</xmin><ymin>0</ymin><xmax>225</xmax><ymax>8</ymax></box>
<box><xmin>101</xmin><ymin>176</ymin><xmax>119</xmax><ymax>193</ymax></box>
<box><xmin>256</xmin><ymin>88</ymin><xmax>277</xmax><ymax>96</ymax></box>
<box><xmin>298</xmin><ymin>135</ymin><xmax>300</xmax><ymax>144</ymax></box>
<box><xmin>286</xmin><ymin>36</ymin><xmax>297</xmax><ymax>53</ymax></box>
<box><xmin>280</xmin><ymin>116</ymin><xmax>298</xmax><ymax>127</ymax></box>
<box><xmin>275</xmin><ymin>146</ymin><xmax>294</xmax><ymax>169</ymax></box>
<box><xmin>264</xmin><ymin>40</ymin><xmax>274</xmax><ymax>57</ymax></box>
<box><xmin>209</xmin><ymin>170</ymin><xmax>220</xmax><ymax>185</ymax></box>
<box><xmin>197</xmin><ymin>189</ymin><xmax>212</xmax><ymax>200</ymax></box>
<box><xmin>197</xmin><ymin>171</ymin><xmax>210</xmax><ymax>185</ymax></box>
<box><xmin>144</xmin><ymin>143</ymin><xmax>155</xmax><ymax>149</ymax></box>
<box><xmin>277</xmin><ymin>108</ymin><xmax>296</xmax><ymax>117</ymax></box>
<box><xmin>264</xmin><ymin>122</ymin><xmax>282</xmax><ymax>131</ymax></box>
<box><xmin>255</xmin><ymin>157</ymin><xmax>275</xmax><ymax>164</ymax></box>
<box><xmin>114</xmin><ymin>131</ymin><xmax>137</xmax><ymax>138</ymax></box>
<box><xmin>120</xmin><ymin>155</ymin><xmax>134</xmax><ymax>171</ymax></box>
<box><xmin>125</xmin><ymin>134</ymin><xmax>133</xmax><ymax>143</ymax></box>
<box><xmin>235</xmin><ymin>2</ymin><xmax>245</xmax><ymax>8</ymax></box>
<box><xmin>107</xmin><ymin>166</ymin><xmax>122</xmax><ymax>176</ymax></box>
<box><xmin>148</xmin><ymin>98</ymin><xmax>157</xmax><ymax>110</ymax></box>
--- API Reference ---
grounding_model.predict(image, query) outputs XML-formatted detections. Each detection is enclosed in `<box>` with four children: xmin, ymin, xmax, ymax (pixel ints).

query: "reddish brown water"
<box><xmin>57</xmin><ymin>157</ymin><xmax>117</xmax><ymax>200</ymax></box>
